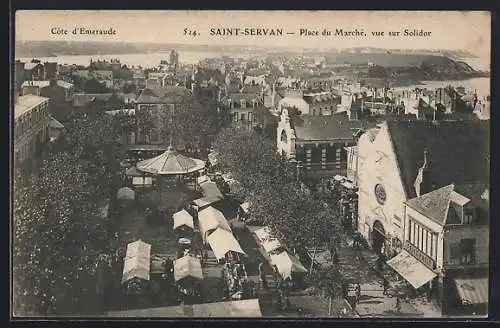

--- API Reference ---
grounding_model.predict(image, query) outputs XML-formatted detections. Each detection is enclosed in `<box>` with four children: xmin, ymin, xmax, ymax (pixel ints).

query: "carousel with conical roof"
<box><xmin>124</xmin><ymin>139</ymin><xmax>206</xmax><ymax>192</ymax></box>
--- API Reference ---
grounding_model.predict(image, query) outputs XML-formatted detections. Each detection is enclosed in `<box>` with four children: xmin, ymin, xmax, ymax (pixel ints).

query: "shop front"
<box><xmin>386</xmin><ymin>243</ymin><xmax>440</xmax><ymax>304</ymax></box>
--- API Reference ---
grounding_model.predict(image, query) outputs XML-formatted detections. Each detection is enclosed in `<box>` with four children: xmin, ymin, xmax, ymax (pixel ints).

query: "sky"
<box><xmin>15</xmin><ymin>10</ymin><xmax>491</xmax><ymax>58</ymax></box>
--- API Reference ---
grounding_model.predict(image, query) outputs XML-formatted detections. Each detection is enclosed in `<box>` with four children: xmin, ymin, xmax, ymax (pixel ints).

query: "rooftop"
<box><xmin>291</xmin><ymin>114</ymin><xmax>371</xmax><ymax>141</ymax></box>
<box><xmin>387</xmin><ymin>120</ymin><xmax>490</xmax><ymax>198</ymax></box>
<box><xmin>15</xmin><ymin>94</ymin><xmax>49</xmax><ymax>119</ymax></box>
<box><xmin>406</xmin><ymin>182</ymin><xmax>489</xmax><ymax>226</ymax></box>
<box><xmin>136</xmin><ymin>86</ymin><xmax>192</xmax><ymax>104</ymax></box>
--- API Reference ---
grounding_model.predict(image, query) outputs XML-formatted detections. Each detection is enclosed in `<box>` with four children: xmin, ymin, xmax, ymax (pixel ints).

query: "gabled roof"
<box><xmin>406</xmin><ymin>184</ymin><xmax>454</xmax><ymax>226</ymax></box>
<box><xmin>406</xmin><ymin>182</ymin><xmax>489</xmax><ymax>226</ymax></box>
<box><xmin>291</xmin><ymin>115</ymin><xmax>372</xmax><ymax>141</ymax></box>
<box><xmin>223</xmin><ymin>92</ymin><xmax>262</xmax><ymax>103</ymax></box>
<box><xmin>387</xmin><ymin>120</ymin><xmax>490</xmax><ymax>199</ymax></box>
<box><xmin>136</xmin><ymin>86</ymin><xmax>192</xmax><ymax>104</ymax></box>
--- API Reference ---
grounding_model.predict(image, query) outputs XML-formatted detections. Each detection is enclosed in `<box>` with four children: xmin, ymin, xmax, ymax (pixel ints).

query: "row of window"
<box><xmin>15</xmin><ymin>128</ymin><xmax>48</xmax><ymax>164</ymax></box>
<box><xmin>15</xmin><ymin>101</ymin><xmax>49</xmax><ymax>139</ymax></box>
<box><xmin>407</xmin><ymin>217</ymin><xmax>438</xmax><ymax>261</ymax></box>
<box><xmin>312</xmin><ymin>106</ymin><xmax>335</xmax><ymax>116</ymax></box>
<box><xmin>449</xmin><ymin>238</ymin><xmax>476</xmax><ymax>265</ymax></box>
<box><xmin>228</xmin><ymin>99</ymin><xmax>260</xmax><ymax>109</ymax></box>
<box><xmin>296</xmin><ymin>145</ymin><xmax>347</xmax><ymax>163</ymax></box>
<box><xmin>232</xmin><ymin>112</ymin><xmax>253</xmax><ymax>122</ymax></box>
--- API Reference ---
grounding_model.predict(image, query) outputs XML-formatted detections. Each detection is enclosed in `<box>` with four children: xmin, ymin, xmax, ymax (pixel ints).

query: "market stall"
<box><xmin>122</xmin><ymin>240</ymin><xmax>152</xmax><ymax>295</ymax></box>
<box><xmin>173</xmin><ymin>255</ymin><xmax>204</xmax><ymax>304</ymax></box>
<box><xmin>206</xmin><ymin>228</ymin><xmax>246</xmax><ymax>261</ymax></box>
<box><xmin>270</xmin><ymin>251</ymin><xmax>308</xmax><ymax>287</ymax></box>
<box><xmin>262</xmin><ymin>238</ymin><xmax>285</xmax><ymax>255</ymax></box>
<box><xmin>173</xmin><ymin>209</ymin><xmax>195</xmax><ymax>238</ymax></box>
<box><xmin>117</xmin><ymin>186</ymin><xmax>136</xmax><ymax>202</ymax></box>
<box><xmin>192</xmin><ymin>196</ymin><xmax>222</xmax><ymax>212</ymax></box>
<box><xmin>198</xmin><ymin>206</ymin><xmax>232</xmax><ymax>243</ymax></box>
<box><xmin>254</xmin><ymin>226</ymin><xmax>272</xmax><ymax>243</ymax></box>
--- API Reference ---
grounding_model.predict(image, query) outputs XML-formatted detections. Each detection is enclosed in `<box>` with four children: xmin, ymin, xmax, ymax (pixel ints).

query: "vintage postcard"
<box><xmin>12</xmin><ymin>10</ymin><xmax>490</xmax><ymax>318</ymax></box>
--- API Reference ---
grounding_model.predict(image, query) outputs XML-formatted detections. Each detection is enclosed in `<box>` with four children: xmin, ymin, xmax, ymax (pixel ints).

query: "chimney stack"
<box><xmin>414</xmin><ymin>148</ymin><xmax>432</xmax><ymax>196</ymax></box>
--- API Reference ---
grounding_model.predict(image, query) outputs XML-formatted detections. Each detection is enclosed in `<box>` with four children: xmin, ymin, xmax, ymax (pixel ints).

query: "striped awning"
<box><xmin>454</xmin><ymin>278</ymin><xmax>489</xmax><ymax>305</ymax></box>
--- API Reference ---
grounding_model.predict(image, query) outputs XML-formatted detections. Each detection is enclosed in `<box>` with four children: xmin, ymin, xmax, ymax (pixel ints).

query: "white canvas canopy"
<box><xmin>173</xmin><ymin>209</ymin><xmax>194</xmax><ymax>230</ymax></box>
<box><xmin>198</xmin><ymin>206</ymin><xmax>231</xmax><ymax>241</ymax></box>
<box><xmin>122</xmin><ymin>240</ymin><xmax>152</xmax><ymax>284</ymax></box>
<box><xmin>173</xmin><ymin>255</ymin><xmax>203</xmax><ymax>282</ymax></box>
<box><xmin>270</xmin><ymin>251</ymin><xmax>307</xmax><ymax>280</ymax></box>
<box><xmin>117</xmin><ymin>187</ymin><xmax>135</xmax><ymax>201</ymax></box>
<box><xmin>206</xmin><ymin>228</ymin><xmax>246</xmax><ymax>260</ymax></box>
<box><xmin>262</xmin><ymin>238</ymin><xmax>283</xmax><ymax>254</ymax></box>
<box><xmin>192</xmin><ymin>196</ymin><xmax>221</xmax><ymax>209</ymax></box>
<box><xmin>254</xmin><ymin>226</ymin><xmax>272</xmax><ymax>243</ymax></box>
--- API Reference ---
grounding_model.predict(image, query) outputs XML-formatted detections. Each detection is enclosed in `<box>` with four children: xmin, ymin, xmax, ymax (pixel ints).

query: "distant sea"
<box><xmin>17</xmin><ymin>51</ymin><xmax>252</xmax><ymax>68</ymax></box>
<box><xmin>16</xmin><ymin>52</ymin><xmax>490</xmax><ymax>98</ymax></box>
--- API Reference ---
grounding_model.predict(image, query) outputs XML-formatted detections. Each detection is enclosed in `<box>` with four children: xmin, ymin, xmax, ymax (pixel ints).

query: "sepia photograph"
<box><xmin>12</xmin><ymin>10</ymin><xmax>490</xmax><ymax>318</ymax></box>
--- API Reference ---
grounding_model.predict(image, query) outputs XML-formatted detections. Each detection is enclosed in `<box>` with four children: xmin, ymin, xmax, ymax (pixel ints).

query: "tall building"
<box><xmin>392</xmin><ymin>182</ymin><xmax>489</xmax><ymax>315</ymax></box>
<box><xmin>14</xmin><ymin>94</ymin><xmax>51</xmax><ymax>169</ymax></box>
<box><xmin>169</xmin><ymin>50</ymin><xmax>179</xmax><ymax>71</ymax></box>
<box><xmin>134</xmin><ymin>86</ymin><xmax>192</xmax><ymax>146</ymax></box>
<box><xmin>277</xmin><ymin>109</ymin><xmax>371</xmax><ymax>178</ymax></box>
<box><xmin>353</xmin><ymin>120</ymin><xmax>489</xmax><ymax>315</ymax></box>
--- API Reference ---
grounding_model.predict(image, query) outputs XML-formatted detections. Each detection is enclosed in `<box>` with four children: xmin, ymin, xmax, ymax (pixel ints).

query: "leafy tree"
<box><xmin>136</xmin><ymin>98</ymin><xmax>223</xmax><ymax>154</ymax></box>
<box><xmin>13</xmin><ymin>152</ymin><xmax>106</xmax><ymax>315</ymax></box>
<box><xmin>13</xmin><ymin>111</ymin><xmax>126</xmax><ymax>316</ymax></box>
<box><xmin>213</xmin><ymin>127</ymin><xmax>343</xmax><ymax>253</ymax></box>
<box><xmin>308</xmin><ymin>265</ymin><xmax>344</xmax><ymax>299</ymax></box>
<box><xmin>65</xmin><ymin>113</ymin><xmax>125</xmax><ymax>197</ymax></box>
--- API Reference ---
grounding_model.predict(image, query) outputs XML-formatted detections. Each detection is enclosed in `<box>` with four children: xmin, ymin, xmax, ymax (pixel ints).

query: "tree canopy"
<box><xmin>13</xmin><ymin>112</ymin><xmax>125</xmax><ymax>315</ymax></box>
<box><xmin>13</xmin><ymin>152</ymin><xmax>105</xmax><ymax>315</ymax></box>
<box><xmin>212</xmin><ymin>126</ymin><xmax>342</xmax><ymax>252</ymax></box>
<box><xmin>136</xmin><ymin>98</ymin><xmax>223</xmax><ymax>153</ymax></box>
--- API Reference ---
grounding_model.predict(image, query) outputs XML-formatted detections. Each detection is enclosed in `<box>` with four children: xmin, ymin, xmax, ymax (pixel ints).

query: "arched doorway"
<box><xmin>372</xmin><ymin>220</ymin><xmax>385</xmax><ymax>254</ymax></box>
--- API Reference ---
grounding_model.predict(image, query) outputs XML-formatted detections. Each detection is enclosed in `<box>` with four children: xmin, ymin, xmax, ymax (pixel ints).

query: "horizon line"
<box><xmin>15</xmin><ymin>39</ymin><xmax>472</xmax><ymax>53</ymax></box>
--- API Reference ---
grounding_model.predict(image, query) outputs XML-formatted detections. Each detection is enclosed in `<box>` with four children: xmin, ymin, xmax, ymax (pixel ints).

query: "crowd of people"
<box><xmin>221</xmin><ymin>255</ymin><xmax>257</xmax><ymax>300</ymax></box>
